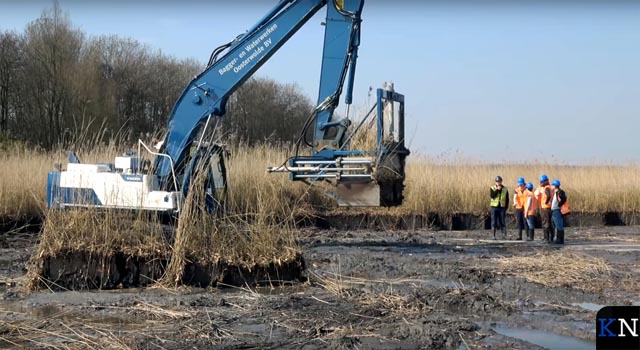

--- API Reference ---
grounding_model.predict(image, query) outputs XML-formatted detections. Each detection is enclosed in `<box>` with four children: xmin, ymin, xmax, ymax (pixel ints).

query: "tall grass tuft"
<box><xmin>160</xmin><ymin>144</ymin><xmax>306</xmax><ymax>286</ymax></box>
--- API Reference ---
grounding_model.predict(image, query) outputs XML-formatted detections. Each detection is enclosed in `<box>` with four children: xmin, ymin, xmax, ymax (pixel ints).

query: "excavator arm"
<box><xmin>155</xmin><ymin>0</ymin><xmax>364</xmax><ymax>190</ymax></box>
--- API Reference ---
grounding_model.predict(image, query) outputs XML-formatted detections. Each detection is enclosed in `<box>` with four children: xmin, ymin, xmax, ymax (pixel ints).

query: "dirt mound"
<box><xmin>26</xmin><ymin>250</ymin><xmax>306</xmax><ymax>291</ymax></box>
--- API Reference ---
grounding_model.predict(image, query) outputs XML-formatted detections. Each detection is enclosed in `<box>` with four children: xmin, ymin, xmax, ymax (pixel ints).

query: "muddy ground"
<box><xmin>1</xmin><ymin>225</ymin><xmax>639</xmax><ymax>349</ymax></box>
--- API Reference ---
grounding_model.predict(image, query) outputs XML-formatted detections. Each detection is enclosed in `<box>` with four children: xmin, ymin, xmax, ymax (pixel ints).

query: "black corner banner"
<box><xmin>597</xmin><ymin>306</ymin><xmax>640</xmax><ymax>350</ymax></box>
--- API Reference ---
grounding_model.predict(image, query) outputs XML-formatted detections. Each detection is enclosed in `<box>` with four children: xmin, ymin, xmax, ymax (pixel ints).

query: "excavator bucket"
<box><xmin>269</xmin><ymin>85</ymin><xmax>410</xmax><ymax>207</ymax></box>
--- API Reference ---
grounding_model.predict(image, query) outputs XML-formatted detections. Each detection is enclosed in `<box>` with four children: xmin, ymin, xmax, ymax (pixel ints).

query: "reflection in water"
<box><xmin>494</xmin><ymin>327</ymin><xmax>594</xmax><ymax>350</ymax></box>
<box><xmin>572</xmin><ymin>302</ymin><xmax>604</xmax><ymax>312</ymax></box>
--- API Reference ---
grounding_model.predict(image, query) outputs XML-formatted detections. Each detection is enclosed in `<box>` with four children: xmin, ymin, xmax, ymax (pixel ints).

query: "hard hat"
<box><xmin>495</xmin><ymin>176</ymin><xmax>503</xmax><ymax>183</ymax></box>
<box><xmin>552</xmin><ymin>179</ymin><xmax>561</xmax><ymax>187</ymax></box>
<box><xmin>539</xmin><ymin>174</ymin><xmax>549</xmax><ymax>182</ymax></box>
<box><xmin>526</xmin><ymin>182</ymin><xmax>534</xmax><ymax>190</ymax></box>
<box><xmin>517</xmin><ymin>177</ymin><xmax>525</xmax><ymax>185</ymax></box>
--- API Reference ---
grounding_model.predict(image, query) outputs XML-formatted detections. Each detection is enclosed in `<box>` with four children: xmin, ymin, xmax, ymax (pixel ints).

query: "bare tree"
<box><xmin>19</xmin><ymin>1</ymin><xmax>84</xmax><ymax>148</ymax></box>
<box><xmin>0</xmin><ymin>31</ymin><xmax>21</xmax><ymax>134</ymax></box>
<box><xmin>224</xmin><ymin>77</ymin><xmax>313</xmax><ymax>145</ymax></box>
<box><xmin>0</xmin><ymin>3</ymin><xmax>311</xmax><ymax>150</ymax></box>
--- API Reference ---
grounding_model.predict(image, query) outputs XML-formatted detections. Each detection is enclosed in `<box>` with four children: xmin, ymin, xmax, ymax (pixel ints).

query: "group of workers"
<box><xmin>489</xmin><ymin>174</ymin><xmax>570</xmax><ymax>244</ymax></box>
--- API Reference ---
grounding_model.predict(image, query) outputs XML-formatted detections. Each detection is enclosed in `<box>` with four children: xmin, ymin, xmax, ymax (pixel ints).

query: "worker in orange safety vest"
<box><xmin>513</xmin><ymin>177</ymin><xmax>527</xmax><ymax>240</ymax></box>
<box><xmin>524</xmin><ymin>182</ymin><xmax>537</xmax><ymax>241</ymax></box>
<box><xmin>535</xmin><ymin>174</ymin><xmax>553</xmax><ymax>243</ymax></box>
<box><xmin>551</xmin><ymin>179</ymin><xmax>570</xmax><ymax>244</ymax></box>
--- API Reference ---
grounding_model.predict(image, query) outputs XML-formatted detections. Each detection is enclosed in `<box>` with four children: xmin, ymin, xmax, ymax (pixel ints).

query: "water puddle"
<box><xmin>494</xmin><ymin>327</ymin><xmax>595</xmax><ymax>350</ymax></box>
<box><xmin>572</xmin><ymin>302</ymin><xmax>604</xmax><ymax>312</ymax></box>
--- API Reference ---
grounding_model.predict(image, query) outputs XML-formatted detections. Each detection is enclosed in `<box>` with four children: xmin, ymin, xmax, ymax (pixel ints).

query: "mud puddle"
<box><xmin>572</xmin><ymin>302</ymin><xmax>604</xmax><ymax>312</ymax></box>
<box><xmin>493</xmin><ymin>325</ymin><xmax>595</xmax><ymax>350</ymax></box>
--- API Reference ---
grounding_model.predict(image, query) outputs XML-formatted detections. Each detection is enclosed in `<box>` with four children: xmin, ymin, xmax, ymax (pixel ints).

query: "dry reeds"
<box><xmin>160</xmin><ymin>145</ymin><xmax>304</xmax><ymax>287</ymax></box>
<box><xmin>24</xmin><ymin>142</ymin><xmax>313</xmax><ymax>290</ymax></box>
<box><xmin>0</xmin><ymin>143</ymin><xmax>52</xmax><ymax>221</ymax></box>
<box><xmin>3</xmin><ymin>144</ymin><xmax>640</xmax><ymax>223</ymax></box>
<box><xmin>495</xmin><ymin>251</ymin><xmax>614</xmax><ymax>292</ymax></box>
<box><xmin>35</xmin><ymin>209</ymin><xmax>171</xmax><ymax>257</ymax></box>
<box><xmin>24</xmin><ymin>209</ymin><xmax>171</xmax><ymax>291</ymax></box>
<box><xmin>2</xmin><ymin>142</ymin><xmax>640</xmax><ymax>221</ymax></box>
<box><xmin>0</xmin><ymin>304</ymin><xmax>229</xmax><ymax>349</ymax></box>
<box><xmin>401</xmin><ymin>159</ymin><xmax>640</xmax><ymax>215</ymax></box>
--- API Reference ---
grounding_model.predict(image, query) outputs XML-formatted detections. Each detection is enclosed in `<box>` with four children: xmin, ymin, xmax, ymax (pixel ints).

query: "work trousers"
<box><xmin>552</xmin><ymin>209</ymin><xmax>564</xmax><ymax>231</ymax></box>
<box><xmin>491</xmin><ymin>207</ymin><xmax>506</xmax><ymax>230</ymax></box>
<box><xmin>515</xmin><ymin>209</ymin><xmax>526</xmax><ymax>230</ymax></box>
<box><xmin>540</xmin><ymin>208</ymin><xmax>552</xmax><ymax>232</ymax></box>
<box><xmin>526</xmin><ymin>216</ymin><xmax>536</xmax><ymax>229</ymax></box>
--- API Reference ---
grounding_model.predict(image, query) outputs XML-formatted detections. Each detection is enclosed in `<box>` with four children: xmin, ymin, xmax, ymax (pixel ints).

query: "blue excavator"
<box><xmin>47</xmin><ymin>0</ymin><xmax>410</xmax><ymax>212</ymax></box>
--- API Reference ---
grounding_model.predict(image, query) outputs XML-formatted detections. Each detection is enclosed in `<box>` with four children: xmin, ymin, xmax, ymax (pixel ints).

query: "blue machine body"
<box><xmin>48</xmin><ymin>0</ymin><xmax>409</xmax><ymax>210</ymax></box>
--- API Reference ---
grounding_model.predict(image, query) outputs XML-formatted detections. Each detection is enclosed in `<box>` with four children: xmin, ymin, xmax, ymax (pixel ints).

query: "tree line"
<box><xmin>0</xmin><ymin>3</ymin><xmax>313</xmax><ymax>150</ymax></box>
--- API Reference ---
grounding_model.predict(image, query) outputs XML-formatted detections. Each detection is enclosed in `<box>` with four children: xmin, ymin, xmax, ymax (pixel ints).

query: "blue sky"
<box><xmin>1</xmin><ymin>1</ymin><xmax>639</xmax><ymax>164</ymax></box>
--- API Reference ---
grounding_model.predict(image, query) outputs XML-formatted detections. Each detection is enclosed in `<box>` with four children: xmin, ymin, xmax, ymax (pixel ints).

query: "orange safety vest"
<box><xmin>556</xmin><ymin>192</ymin><xmax>571</xmax><ymax>215</ymax></box>
<box><xmin>514</xmin><ymin>186</ymin><xmax>526</xmax><ymax>209</ymax></box>
<box><xmin>524</xmin><ymin>189</ymin><xmax>537</xmax><ymax>216</ymax></box>
<box><xmin>536</xmin><ymin>185</ymin><xmax>553</xmax><ymax>209</ymax></box>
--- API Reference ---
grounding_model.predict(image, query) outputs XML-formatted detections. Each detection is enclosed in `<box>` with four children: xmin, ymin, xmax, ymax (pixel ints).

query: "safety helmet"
<box><xmin>526</xmin><ymin>182</ymin><xmax>534</xmax><ymax>190</ymax></box>
<box><xmin>539</xmin><ymin>174</ymin><xmax>549</xmax><ymax>183</ymax></box>
<box><xmin>552</xmin><ymin>179</ymin><xmax>561</xmax><ymax>187</ymax></box>
<box><xmin>495</xmin><ymin>176</ymin><xmax>503</xmax><ymax>183</ymax></box>
<box><xmin>517</xmin><ymin>177</ymin><xmax>525</xmax><ymax>185</ymax></box>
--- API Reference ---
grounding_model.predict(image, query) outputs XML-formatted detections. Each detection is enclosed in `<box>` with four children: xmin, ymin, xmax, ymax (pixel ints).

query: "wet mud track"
<box><xmin>1</xmin><ymin>227</ymin><xmax>639</xmax><ymax>349</ymax></box>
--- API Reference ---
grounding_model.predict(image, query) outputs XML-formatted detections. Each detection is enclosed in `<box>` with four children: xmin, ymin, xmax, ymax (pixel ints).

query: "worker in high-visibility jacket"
<box><xmin>490</xmin><ymin>176</ymin><xmax>509</xmax><ymax>240</ymax></box>
<box><xmin>551</xmin><ymin>179</ymin><xmax>570</xmax><ymax>244</ymax></box>
<box><xmin>535</xmin><ymin>174</ymin><xmax>553</xmax><ymax>243</ymax></box>
<box><xmin>524</xmin><ymin>182</ymin><xmax>537</xmax><ymax>241</ymax></box>
<box><xmin>513</xmin><ymin>177</ymin><xmax>527</xmax><ymax>240</ymax></box>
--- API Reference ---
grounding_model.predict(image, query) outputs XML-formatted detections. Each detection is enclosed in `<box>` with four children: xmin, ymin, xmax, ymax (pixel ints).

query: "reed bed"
<box><xmin>1</xmin><ymin>144</ymin><xmax>639</xmax><ymax>222</ymax></box>
<box><xmin>402</xmin><ymin>158</ymin><xmax>640</xmax><ymax>215</ymax></box>
<box><xmin>25</xmin><ymin>144</ymin><xmax>310</xmax><ymax>290</ymax></box>
<box><xmin>0</xmin><ymin>144</ymin><xmax>52</xmax><ymax>222</ymax></box>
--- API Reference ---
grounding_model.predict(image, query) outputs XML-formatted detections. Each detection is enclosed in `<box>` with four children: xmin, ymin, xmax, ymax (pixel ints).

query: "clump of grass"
<box><xmin>34</xmin><ymin>209</ymin><xmax>171</xmax><ymax>257</ymax></box>
<box><xmin>25</xmin><ymin>208</ymin><xmax>171</xmax><ymax>290</ymax></box>
<box><xmin>161</xmin><ymin>145</ymin><xmax>303</xmax><ymax>287</ymax></box>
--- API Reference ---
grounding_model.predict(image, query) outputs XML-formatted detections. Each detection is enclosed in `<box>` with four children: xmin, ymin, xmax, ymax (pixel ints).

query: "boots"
<box><xmin>493</xmin><ymin>228</ymin><xmax>497</xmax><ymax>240</ymax></box>
<box><xmin>517</xmin><ymin>228</ymin><xmax>523</xmax><ymax>241</ymax></box>
<box><xmin>548</xmin><ymin>229</ymin><xmax>555</xmax><ymax>243</ymax></box>
<box><xmin>502</xmin><ymin>227</ymin><xmax>507</xmax><ymax>240</ymax></box>
<box><xmin>543</xmin><ymin>228</ymin><xmax>549</xmax><ymax>242</ymax></box>
<box><xmin>527</xmin><ymin>229</ymin><xmax>534</xmax><ymax>241</ymax></box>
<box><xmin>555</xmin><ymin>230</ymin><xmax>565</xmax><ymax>244</ymax></box>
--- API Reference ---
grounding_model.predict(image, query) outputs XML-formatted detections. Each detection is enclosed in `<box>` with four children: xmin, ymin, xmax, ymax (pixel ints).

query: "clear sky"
<box><xmin>1</xmin><ymin>1</ymin><xmax>639</xmax><ymax>164</ymax></box>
